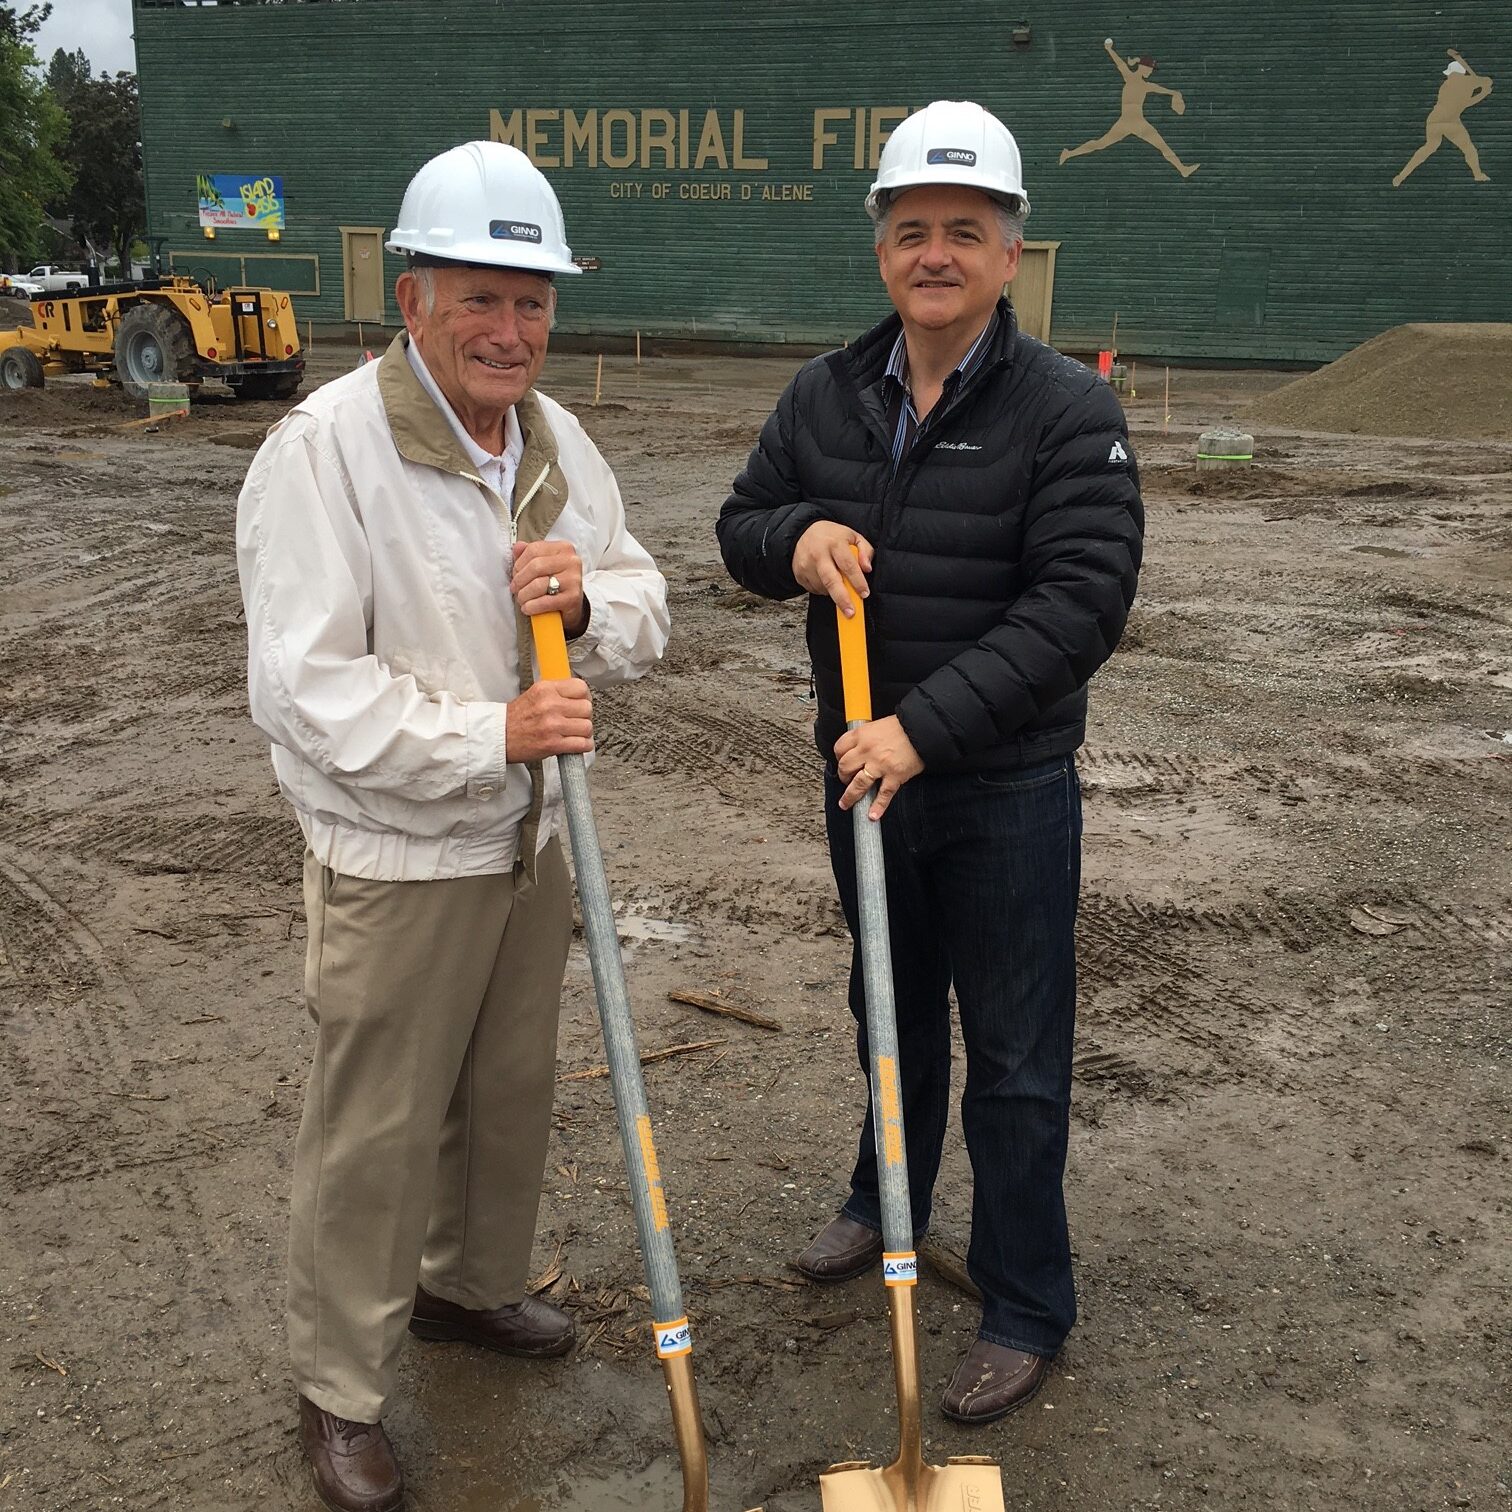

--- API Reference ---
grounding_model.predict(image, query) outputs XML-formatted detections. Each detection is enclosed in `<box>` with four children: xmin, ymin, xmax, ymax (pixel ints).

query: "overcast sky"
<box><xmin>33</xmin><ymin>0</ymin><xmax>137</xmax><ymax>75</ymax></box>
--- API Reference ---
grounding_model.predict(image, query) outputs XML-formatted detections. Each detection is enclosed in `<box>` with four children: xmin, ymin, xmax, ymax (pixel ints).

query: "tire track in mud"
<box><xmin>0</xmin><ymin>539</ymin><xmax>182</xmax><ymax>597</ymax></box>
<box><xmin>5</xmin><ymin>1122</ymin><xmax>234</xmax><ymax>1195</ymax></box>
<box><xmin>0</xmin><ymin>858</ymin><xmax>132</xmax><ymax>1185</ymax></box>
<box><xmin>1079</xmin><ymin>744</ymin><xmax>1510</xmax><ymax>794</ymax></box>
<box><xmin>0</xmin><ymin>852</ymin><xmax>289</xmax><ymax>1506</ymax></box>
<box><xmin>595</xmin><ymin>685</ymin><xmax>820</xmax><ymax>784</ymax></box>
<box><xmin>7</xmin><ymin>809</ymin><xmax>300</xmax><ymax>884</ymax></box>
<box><xmin>615</xmin><ymin>877</ymin><xmax>845</xmax><ymax>942</ymax></box>
<box><xmin>0</xmin><ymin>484</ymin><xmax>230</xmax><ymax>598</ymax></box>
<box><xmin>0</xmin><ymin>525</ymin><xmax>72</xmax><ymax>585</ymax></box>
<box><xmin>159</xmin><ymin>665</ymin><xmax>247</xmax><ymax>704</ymax></box>
<box><xmin>1075</xmin><ymin>903</ymin><xmax>1318</xmax><ymax>1094</ymax></box>
<box><xmin>1081</xmin><ymin>889</ymin><xmax>1512</xmax><ymax>957</ymax></box>
<box><xmin>78</xmin><ymin>1418</ymin><xmax>295</xmax><ymax>1512</ymax></box>
<box><xmin>0</xmin><ymin>853</ymin><xmax>229</xmax><ymax>1187</ymax></box>
<box><xmin>0</xmin><ymin>857</ymin><xmax>105</xmax><ymax>999</ymax></box>
<box><xmin>1073</xmin><ymin>887</ymin><xmax>1511</xmax><ymax>1098</ymax></box>
<box><xmin>1079</xmin><ymin>746</ymin><xmax>1511</xmax><ymax>820</ymax></box>
<box><xmin>625</xmin><ymin>873</ymin><xmax>1510</xmax><ymax>1099</ymax></box>
<box><xmin>0</xmin><ymin>544</ymin><xmax>241</xmax><ymax>776</ymax></box>
<box><xmin>0</xmin><ymin>514</ymin><xmax>238</xmax><ymax>762</ymax></box>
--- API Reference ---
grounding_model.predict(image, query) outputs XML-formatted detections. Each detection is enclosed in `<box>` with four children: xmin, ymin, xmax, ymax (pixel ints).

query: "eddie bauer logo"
<box><xmin>936</xmin><ymin>441</ymin><xmax>983</xmax><ymax>451</ymax></box>
<box><xmin>489</xmin><ymin>219</ymin><xmax>543</xmax><ymax>243</ymax></box>
<box><xmin>927</xmin><ymin>147</ymin><xmax>978</xmax><ymax>165</ymax></box>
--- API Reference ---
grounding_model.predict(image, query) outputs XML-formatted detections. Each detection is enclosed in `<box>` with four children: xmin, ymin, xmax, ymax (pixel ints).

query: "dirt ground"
<box><xmin>1</xmin><ymin>337</ymin><xmax>1508</xmax><ymax>1512</ymax></box>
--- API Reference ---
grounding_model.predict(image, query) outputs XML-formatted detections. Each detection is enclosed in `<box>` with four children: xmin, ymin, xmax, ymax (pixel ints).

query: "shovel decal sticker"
<box><xmin>637</xmin><ymin>1114</ymin><xmax>670</xmax><ymax>1231</ymax></box>
<box><xmin>653</xmin><ymin>1316</ymin><xmax>693</xmax><ymax>1358</ymax></box>
<box><xmin>882</xmin><ymin>1252</ymin><xmax>918</xmax><ymax>1288</ymax></box>
<box><xmin>878</xmin><ymin>1055</ymin><xmax>904</xmax><ymax>1166</ymax></box>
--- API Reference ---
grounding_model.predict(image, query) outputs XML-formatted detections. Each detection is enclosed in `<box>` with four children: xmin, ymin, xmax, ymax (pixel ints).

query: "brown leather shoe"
<box><xmin>408</xmin><ymin>1285</ymin><xmax>575</xmax><ymax>1357</ymax></box>
<box><xmin>298</xmin><ymin>1395</ymin><xmax>404</xmax><ymax>1512</ymax></box>
<box><xmin>941</xmin><ymin>1339</ymin><xmax>1051</xmax><ymax>1424</ymax></box>
<box><xmin>792</xmin><ymin>1214</ymin><xmax>884</xmax><ymax>1283</ymax></box>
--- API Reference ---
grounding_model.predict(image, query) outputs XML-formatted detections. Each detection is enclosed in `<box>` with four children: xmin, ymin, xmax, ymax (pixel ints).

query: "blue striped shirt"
<box><xmin>883</xmin><ymin>310</ymin><xmax>1000</xmax><ymax>473</ymax></box>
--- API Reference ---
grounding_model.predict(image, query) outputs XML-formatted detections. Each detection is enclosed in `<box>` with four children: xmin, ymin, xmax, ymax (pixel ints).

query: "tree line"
<box><xmin>1</xmin><ymin>2</ymin><xmax>144</xmax><ymax>276</ymax></box>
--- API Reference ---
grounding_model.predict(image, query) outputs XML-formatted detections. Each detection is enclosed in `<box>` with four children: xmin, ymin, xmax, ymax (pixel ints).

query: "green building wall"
<box><xmin>133</xmin><ymin>0</ymin><xmax>1510</xmax><ymax>362</ymax></box>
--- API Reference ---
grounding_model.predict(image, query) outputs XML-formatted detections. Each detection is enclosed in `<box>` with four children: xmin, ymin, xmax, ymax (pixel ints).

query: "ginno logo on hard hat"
<box><xmin>489</xmin><ymin>220</ymin><xmax>543</xmax><ymax>243</ymax></box>
<box><xmin>927</xmin><ymin>147</ymin><xmax>978</xmax><ymax>166</ymax></box>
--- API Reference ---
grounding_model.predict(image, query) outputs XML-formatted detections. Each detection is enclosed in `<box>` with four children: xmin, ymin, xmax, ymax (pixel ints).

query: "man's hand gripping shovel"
<box><xmin>819</xmin><ymin>558</ymin><xmax>1006</xmax><ymax>1512</ymax></box>
<box><xmin>531</xmin><ymin>611</ymin><xmax>763</xmax><ymax>1512</ymax></box>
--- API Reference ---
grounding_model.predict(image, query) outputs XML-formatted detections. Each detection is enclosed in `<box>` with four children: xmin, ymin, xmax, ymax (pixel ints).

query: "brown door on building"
<box><xmin>1009</xmin><ymin>241</ymin><xmax>1060</xmax><ymax>344</ymax></box>
<box><xmin>341</xmin><ymin>227</ymin><xmax>386</xmax><ymax>324</ymax></box>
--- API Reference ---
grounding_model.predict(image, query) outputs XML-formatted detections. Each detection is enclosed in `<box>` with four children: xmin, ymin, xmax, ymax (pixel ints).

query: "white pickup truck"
<box><xmin>26</xmin><ymin>264</ymin><xmax>87</xmax><ymax>293</ymax></box>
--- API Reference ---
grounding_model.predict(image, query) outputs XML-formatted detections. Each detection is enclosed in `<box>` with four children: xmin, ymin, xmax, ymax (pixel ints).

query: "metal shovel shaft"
<box><xmin>555</xmin><ymin>746</ymin><xmax>690</xmax><ymax>1336</ymax></box>
<box><xmin>849</xmin><ymin>733</ymin><xmax>926</xmax><ymax>1494</ymax></box>
<box><xmin>531</xmin><ymin>612</ymin><xmax>709</xmax><ymax>1512</ymax></box>
<box><xmin>848</xmin><ymin>756</ymin><xmax>914</xmax><ymax>1266</ymax></box>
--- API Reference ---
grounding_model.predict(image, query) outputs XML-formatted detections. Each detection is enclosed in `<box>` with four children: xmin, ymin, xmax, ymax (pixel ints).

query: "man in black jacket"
<box><xmin>716</xmin><ymin>100</ymin><xmax>1143</xmax><ymax>1423</ymax></box>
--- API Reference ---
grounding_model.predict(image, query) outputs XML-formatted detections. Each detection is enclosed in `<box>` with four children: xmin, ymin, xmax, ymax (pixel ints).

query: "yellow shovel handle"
<box><xmin>836</xmin><ymin>544</ymin><xmax>872</xmax><ymax>724</ymax></box>
<box><xmin>530</xmin><ymin>610</ymin><xmax>572</xmax><ymax>683</ymax></box>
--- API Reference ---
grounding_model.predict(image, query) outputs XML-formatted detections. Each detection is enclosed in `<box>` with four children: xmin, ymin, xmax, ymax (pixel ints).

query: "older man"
<box><xmin>718</xmin><ymin>101</ymin><xmax>1142</xmax><ymax>1423</ymax></box>
<box><xmin>237</xmin><ymin>142</ymin><xmax>668</xmax><ymax>1512</ymax></box>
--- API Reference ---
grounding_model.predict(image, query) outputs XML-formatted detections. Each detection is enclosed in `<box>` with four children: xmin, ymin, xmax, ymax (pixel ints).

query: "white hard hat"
<box><xmin>387</xmin><ymin>140</ymin><xmax>581</xmax><ymax>276</ymax></box>
<box><xmin>1444</xmin><ymin>60</ymin><xmax>1467</xmax><ymax>75</ymax></box>
<box><xmin>866</xmin><ymin>100</ymin><xmax>1030</xmax><ymax>219</ymax></box>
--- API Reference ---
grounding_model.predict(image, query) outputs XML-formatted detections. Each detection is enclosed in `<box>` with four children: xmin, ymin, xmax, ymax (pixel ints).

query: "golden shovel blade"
<box><xmin>817</xmin><ymin>1276</ymin><xmax>1006</xmax><ymax>1512</ymax></box>
<box><xmin>819</xmin><ymin>1455</ymin><xmax>1005</xmax><ymax>1512</ymax></box>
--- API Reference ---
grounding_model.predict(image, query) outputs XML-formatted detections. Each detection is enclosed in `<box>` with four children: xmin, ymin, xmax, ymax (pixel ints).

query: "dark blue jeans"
<box><xmin>824</xmin><ymin>754</ymin><xmax>1081</xmax><ymax>1357</ymax></box>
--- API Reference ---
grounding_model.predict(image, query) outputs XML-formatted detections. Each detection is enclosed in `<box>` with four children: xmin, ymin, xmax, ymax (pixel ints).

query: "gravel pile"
<box><xmin>1248</xmin><ymin>322</ymin><xmax>1512</xmax><ymax>441</ymax></box>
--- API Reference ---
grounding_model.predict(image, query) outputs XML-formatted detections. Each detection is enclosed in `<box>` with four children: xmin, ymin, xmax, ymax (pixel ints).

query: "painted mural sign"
<box><xmin>197</xmin><ymin>172</ymin><xmax>286</xmax><ymax>230</ymax></box>
<box><xmin>1394</xmin><ymin>49</ymin><xmax>1494</xmax><ymax>186</ymax></box>
<box><xmin>489</xmin><ymin>105</ymin><xmax>925</xmax><ymax>176</ymax></box>
<box><xmin>490</xmin><ymin>39</ymin><xmax>1497</xmax><ymax>200</ymax></box>
<box><xmin>489</xmin><ymin>105</ymin><xmax>920</xmax><ymax>205</ymax></box>
<box><xmin>1060</xmin><ymin>38</ymin><xmax>1199</xmax><ymax>178</ymax></box>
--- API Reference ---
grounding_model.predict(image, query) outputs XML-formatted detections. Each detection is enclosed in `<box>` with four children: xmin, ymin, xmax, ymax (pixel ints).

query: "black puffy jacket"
<box><xmin>717</xmin><ymin>299</ymin><xmax>1144</xmax><ymax>773</ymax></box>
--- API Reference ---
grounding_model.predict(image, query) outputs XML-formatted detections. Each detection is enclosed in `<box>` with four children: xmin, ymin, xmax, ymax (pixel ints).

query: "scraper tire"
<box><xmin>115</xmin><ymin>303</ymin><xmax>196</xmax><ymax>401</ymax></box>
<box><xmin>0</xmin><ymin>346</ymin><xmax>44</xmax><ymax>390</ymax></box>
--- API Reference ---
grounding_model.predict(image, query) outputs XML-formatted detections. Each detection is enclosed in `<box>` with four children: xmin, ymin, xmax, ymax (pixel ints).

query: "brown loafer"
<box><xmin>298</xmin><ymin>1395</ymin><xmax>404</xmax><ymax>1512</ymax></box>
<box><xmin>792</xmin><ymin>1214</ymin><xmax>884</xmax><ymax>1283</ymax></box>
<box><xmin>408</xmin><ymin>1285</ymin><xmax>575</xmax><ymax>1357</ymax></box>
<box><xmin>941</xmin><ymin>1339</ymin><xmax>1050</xmax><ymax>1424</ymax></box>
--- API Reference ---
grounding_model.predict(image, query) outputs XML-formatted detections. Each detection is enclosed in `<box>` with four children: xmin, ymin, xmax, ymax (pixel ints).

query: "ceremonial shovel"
<box><xmin>530</xmin><ymin>611</ymin><xmax>762</xmax><ymax>1512</ymax></box>
<box><xmin>817</xmin><ymin>570</ymin><xmax>1006</xmax><ymax>1512</ymax></box>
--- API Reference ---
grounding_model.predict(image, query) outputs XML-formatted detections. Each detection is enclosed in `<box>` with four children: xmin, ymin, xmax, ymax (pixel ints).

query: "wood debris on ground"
<box><xmin>559</xmin><ymin>1039</ymin><xmax>724</xmax><ymax>1081</ymax></box>
<box><xmin>668</xmin><ymin>987</ymin><xmax>784</xmax><ymax>1031</ymax></box>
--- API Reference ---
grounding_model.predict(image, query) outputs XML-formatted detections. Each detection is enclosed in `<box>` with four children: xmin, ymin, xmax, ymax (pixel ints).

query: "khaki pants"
<box><xmin>289</xmin><ymin>841</ymin><xmax>572</xmax><ymax>1422</ymax></box>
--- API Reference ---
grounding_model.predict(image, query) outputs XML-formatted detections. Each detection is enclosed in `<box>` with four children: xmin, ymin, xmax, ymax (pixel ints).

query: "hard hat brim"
<box><xmin>386</xmin><ymin>234</ymin><xmax>583</xmax><ymax>275</ymax></box>
<box><xmin>866</xmin><ymin>175</ymin><xmax>1030</xmax><ymax>220</ymax></box>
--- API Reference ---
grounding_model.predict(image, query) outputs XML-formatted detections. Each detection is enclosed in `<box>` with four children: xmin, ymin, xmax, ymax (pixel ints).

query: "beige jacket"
<box><xmin>236</xmin><ymin>334</ymin><xmax>668</xmax><ymax>880</ymax></box>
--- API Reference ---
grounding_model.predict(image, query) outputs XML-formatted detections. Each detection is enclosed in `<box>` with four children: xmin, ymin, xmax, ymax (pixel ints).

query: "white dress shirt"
<box><xmin>405</xmin><ymin>336</ymin><xmax>524</xmax><ymax>509</ymax></box>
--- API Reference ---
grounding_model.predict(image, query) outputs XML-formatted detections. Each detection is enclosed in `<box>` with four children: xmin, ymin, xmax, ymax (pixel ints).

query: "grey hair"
<box><xmin>410</xmin><ymin>263</ymin><xmax>558</xmax><ymax>329</ymax></box>
<box><xmin>869</xmin><ymin>193</ymin><xmax>1027</xmax><ymax>249</ymax></box>
<box><xmin>412</xmin><ymin>263</ymin><xmax>439</xmax><ymax>312</ymax></box>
